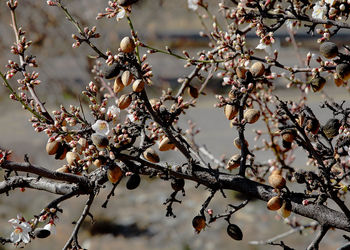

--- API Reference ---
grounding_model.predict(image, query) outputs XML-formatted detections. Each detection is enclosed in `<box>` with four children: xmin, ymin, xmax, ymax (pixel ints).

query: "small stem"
<box><xmin>62</xmin><ymin>193</ymin><xmax>95</xmax><ymax>250</ymax></box>
<box><xmin>126</xmin><ymin>16</ymin><xmax>141</xmax><ymax>64</ymax></box>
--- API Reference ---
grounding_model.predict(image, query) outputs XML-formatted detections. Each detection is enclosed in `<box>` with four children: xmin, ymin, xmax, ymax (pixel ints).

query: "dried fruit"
<box><xmin>336</xmin><ymin>63</ymin><xmax>350</xmax><ymax>81</ymax></box>
<box><xmin>224</xmin><ymin>104</ymin><xmax>238</xmax><ymax>120</ymax></box>
<box><xmin>305</xmin><ymin>118</ymin><xmax>320</xmax><ymax>134</ymax></box>
<box><xmin>267</xmin><ymin>196</ymin><xmax>283</xmax><ymax>210</ymax></box>
<box><xmin>120</xmin><ymin>37</ymin><xmax>135</xmax><ymax>53</ymax></box>
<box><xmin>192</xmin><ymin>215</ymin><xmax>206</xmax><ymax>233</ymax></box>
<box><xmin>188</xmin><ymin>85</ymin><xmax>199</xmax><ymax>98</ymax></box>
<box><xmin>159</xmin><ymin>137</ymin><xmax>175</xmax><ymax>151</ymax></box>
<box><xmin>55</xmin><ymin>143</ymin><xmax>68</xmax><ymax>160</ymax></box>
<box><xmin>233</xmin><ymin>137</ymin><xmax>249</xmax><ymax>150</ymax></box>
<box><xmin>268</xmin><ymin>172</ymin><xmax>286</xmax><ymax>189</ymax></box>
<box><xmin>66</xmin><ymin>151</ymin><xmax>80</xmax><ymax>165</ymax></box>
<box><xmin>143</xmin><ymin>148</ymin><xmax>160</xmax><ymax>163</ymax></box>
<box><xmin>113</xmin><ymin>76</ymin><xmax>124</xmax><ymax>94</ymax></box>
<box><xmin>121</xmin><ymin>70</ymin><xmax>134</xmax><ymax>86</ymax></box>
<box><xmin>243</xmin><ymin>109</ymin><xmax>260</xmax><ymax>124</ymax></box>
<box><xmin>46</xmin><ymin>140</ymin><xmax>60</xmax><ymax>155</ymax></box>
<box><xmin>334</xmin><ymin>75</ymin><xmax>344</xmax><ymax>87</ymax></box>
<box><xmin>282</xmin><ymin>140</ymin><xmax>292</xmax><ymax>149</ymax></box>
<box><xmin>310</xmin><ymin>76</ymin><xmax>326</xmax><ymax>92</ymax></box>
<box><xmin>236</xmin><ymin>66</ymin><xmax>247</xmax><ymax>79</ymax></box>
<box><xmin>319</xmin><ymin>42</ymin><xmax>338</xmax><ymax>59</ymax></box>
<box><xmin>278</xmin><ymin>201</ymin><xmax>292</xmax><ymax>218</ymax></box>
<box><xmin>281</xmin><ymin>129</ymin><xmax>297</xmax><ymax>143</ymax></box>
<box><xmin>33</xmin><ymin>228</ymin><xmax>51</xmax><ymax>239</ymax></box>
<box><xmin>108</xmin><ymin>166</ymin><xmax>123</xmax><ymax>183</ymax></box>
<box><xmin>91</xmin><ymin>133</ymin><xmax>109</xmax><ymax>149</ymax></box>
<box><xmin>322</xmin><ymin>118</ymin><xmax>340</xmax><ymax>138</ymax></box>
<box><xmin>226</xmin><ymin>224</ymin><xmax>243</xmax><ymax>241</ymax></box>
<box><xmin>226</xmin><ymin>154</ymin><xmax>241</xmax><ymax>170</ymax></box>
<box><xmin>102</xmin><ymin>63</ymin><xmax>120</xmax><ymax>79</ymax></box>
<box><xmin>118</xmin><ymin>94</ymin><xmax>132</xmax><ymax>110</ymax></box>
<box><xmin>171</xmin><ymin>178</ymin><xmax>185</xmax><ymax>191</ymax></box>
<box><xmin>132</xmin><ymin>79</ymin><xmax>145</xmax><ymax>92</ymax></box>
<box><xmin>249</xmin><ymin>62</ymin><xmax>265</xmax><ymax>77</ymax></box>
<box><xmin>126</xmin><ymin>173</ymin><xmax>141</xmax><ymax>190</ymax></box>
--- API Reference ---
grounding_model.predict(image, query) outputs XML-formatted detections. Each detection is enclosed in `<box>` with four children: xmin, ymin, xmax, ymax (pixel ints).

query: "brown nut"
<box><xmin>192</xmin><ymin>215</ymin><xmax>206</xmax><ymax>233</ymax></box>
<box><xmin>46</xmin><ymin>140</ymin><xmax>60</xmax><ymax>155</ymax></box>
<box><xmin>310</xmin><ymin>76</ymin><xmax>326</xmax><ymax>92</ymax></box>
<box><xmin>55</xmin><ymin>144</ymin><xmax>68</xmax><ymax>160</ymax></box>
<box><xmin>267</xmin><ymin>196</ymin><xmax>283</xmax><ymax>211</ymax></box>
<box><xmin>278</xmin><ymin>201</ymin><xmax>292</xmax><ymax>218</ymax></box>
<box><xmin>236</xmin><ymin>66</ymin><xmax>247</xmax><ymax>79</ymax></box>
<box><xmin>233</xmin><ymin>137</ymin><xmax>249</xmax><ymax>150</ymax></box>
<box><xmin>158</xmin><ymin>137</ymin><xmax>175</xmax><ymax>151</ymax></box>
<box><xmin>113</xmin><ymin>76</ymin><xmax>124</xmax><ymax>94</ymax></box>
<box><xmin>306</xmin><ymin>118</ymin><xmax>320</xmax><ymax>134</ymax></box>
<box><xmin>66</xmin><ymin>151</ymin><xmax>80</xmax><ymax>166</ymax></box>
<box><xmin>91</xmin><ymin>133</ymin><xmax>109</xmax><ymax>149</ymax></box>
<box><xmin>101</xmin><ymin>63</ymin><xmax>120</xmax><ymax>79</ymax></box>
<box><xmin>121</xmin><ymin>70</ymin><xmax>134</xmax><ymax>86</ymax></box>
<box><xmin>118</xmin><ymin>94</ymin><xmax>132</xmax><ymax>110</ymax></box>
<box><xmin>226</xmin><ymin>154</ymin><xmax>241</xmax><ymax>170</ymax></box>
<box><xmin>108</xmin><ymin>166</ymin><xmax>123</xmax><ymax>183</ymax></box>
<box><xmin>126</xmin><ymin>173</ymin><xmax>141</xmax><ymax>190</ymax></box>
<box><xmin>281</xmin><ymin>129</ymin><xmax>297</xmax><ymax>143</ymax></box>
<box><xmin>227</xmin><ymin>224</ymin><xmax>243</xmax><ymax>241</ymax></box>
<box><xmin>143</xmin><ymin>148</ymin><xmax>160</xmax><ymax>163</ymax></box>
<box><xmin>243</xmin><ymin>109</ymin><xmax>260</xmax><ymax>124</ymax></box>
<box><xmin>188</xmin><ymin>86</ymin><xmax>199</xmax><ymax>98</ymax></box>
<box><xmin>319</xmin><ymin>42</ymin><xmax>338</xmax><ymax>59</ymax></box>
<box><xmin>249</xmin><ymin>62</ymin><xmax>265</xmax><ymax>77</ymax></box>
<box><xmin>268</xmin><ymin>173</ymin><xmax>286</xmax><ymax>189</ymax></box>
<box><xmin>120</xmin><ymin>37</ymin><xmax>135</xmax><ymax>53</ymax></box>
<box><xmin>132</xmin><ymin>79</ymin><xmax>145</xmax><ymax>92</ymax></box>
<box><xmin>336</xmin><ymin>63</ymin><xmax>350</xmax><ymax>81</ymax></box>
<box><xmin>224</xmin><ymin>104</ymin><xmax>238</xmax><ymax>120</ymax></box>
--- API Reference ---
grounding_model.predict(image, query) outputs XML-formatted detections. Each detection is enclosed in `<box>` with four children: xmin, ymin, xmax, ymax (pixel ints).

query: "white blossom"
<box><xmin>44</xmin><ymin>222</ymin><xmax>56</xmax><ymax>235</ymax></box>
<box><xmin>188</xmin><ymin>0</ymin><xmax>199</xmax><ymax>11</ymax></box>
<box><xmin>92</xmin><ymin>120</ymin><xmax>110</xmax><ymax>136</ymax></box>
<box><xmin>116</xmin><ymin>6</ymin><xmax>126</xmax><ymax>21</ymax></box>
<box><xmin>312</xmin><ymin>1</ymin><xmax>326</xmax><ymax>19</ymax></box>
<box><xmin>8</xmin><ymin>216</ymin><xmax>31</xmax><ymax>244</ymax></box>
<box><xmin>256</xmin><ymin>41</ymin><xmax>274</xmax><ymax>56</ymax></box>
<box><xmin>107</xmin><ymin>105</ymin><xmax>120</xmax><ymax>119</ymax></box>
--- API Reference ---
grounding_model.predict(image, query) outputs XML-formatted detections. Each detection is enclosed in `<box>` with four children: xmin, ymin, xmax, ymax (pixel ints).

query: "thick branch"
<box><xmin>0</xmin><ymin>176</ymin><xmax>77</xmax><ymax>195</ymax></box>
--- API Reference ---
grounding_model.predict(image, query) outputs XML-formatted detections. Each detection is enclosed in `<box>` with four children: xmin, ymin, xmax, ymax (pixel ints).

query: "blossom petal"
<box><xmin>188</xmin><ymin>0</ymin><xmax>199</xmax><ymax>10</ymax></box>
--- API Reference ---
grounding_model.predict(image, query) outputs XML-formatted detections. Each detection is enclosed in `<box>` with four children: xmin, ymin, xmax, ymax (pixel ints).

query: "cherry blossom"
<box><xmin>92</xmin><ymin>120</ymin><xmax>110</xmax><ymax>136</ymax></box>
<box><xmin>188</xmin><ymin>0</ymin><xmax>199</xmax><ymax>11</ymax></box>
<box><xmin>8</xmin><ymin>215</ymin><xmax>31</xmax><ymax>244</ymax></box>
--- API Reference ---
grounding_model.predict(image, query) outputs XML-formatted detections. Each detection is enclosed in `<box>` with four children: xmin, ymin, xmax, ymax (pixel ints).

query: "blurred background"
<box><xmin>0</xmin><ymin>0</ymin><xmax>349</xmax><ymax>249</ymax></box>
